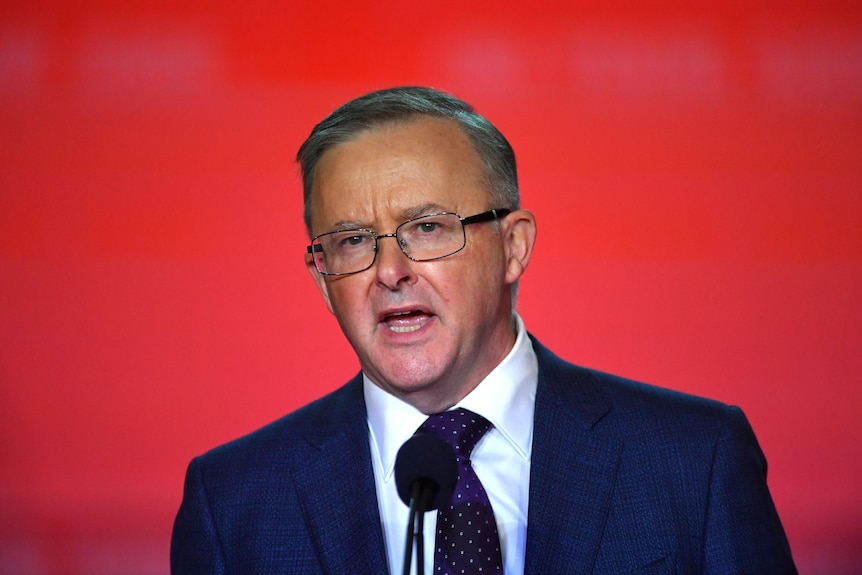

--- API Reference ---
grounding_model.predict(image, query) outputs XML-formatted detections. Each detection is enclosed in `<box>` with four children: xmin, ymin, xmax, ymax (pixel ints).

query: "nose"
<box><xmin>373</xmin><ymin>233</ymin><xmax>416</xmax><ymax>289</ymax></box>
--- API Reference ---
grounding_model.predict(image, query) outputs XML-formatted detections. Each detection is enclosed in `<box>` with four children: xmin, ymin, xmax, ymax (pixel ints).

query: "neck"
<box><xmin>393</xmin><ymin>316</ymin><xmax>519</xmax><ymax>415</ymax></box>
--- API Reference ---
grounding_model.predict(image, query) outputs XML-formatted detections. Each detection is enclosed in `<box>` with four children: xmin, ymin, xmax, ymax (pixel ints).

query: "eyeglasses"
<box><xmin>307</xmin><ymin>208</ymin><xmax>511</xmax><ymax>276</ymax></box>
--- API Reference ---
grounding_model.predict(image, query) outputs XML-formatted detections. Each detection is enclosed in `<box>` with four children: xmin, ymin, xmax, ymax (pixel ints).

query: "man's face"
<box><xmin>305</xmin><ymin>118</ymin><xmax>533</xmax><ymax>413</ymax></box>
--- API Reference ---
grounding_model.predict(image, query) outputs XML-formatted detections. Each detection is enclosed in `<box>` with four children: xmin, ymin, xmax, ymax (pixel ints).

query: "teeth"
<box><xmin>383</xmin><ymin>310</ymin><xmax>427</xmax><ymax>333</ymax></box>
<box><xmin>389</xmin><ymin>324</ymin><xmax>423</xmax><ymax>333</ymax></box>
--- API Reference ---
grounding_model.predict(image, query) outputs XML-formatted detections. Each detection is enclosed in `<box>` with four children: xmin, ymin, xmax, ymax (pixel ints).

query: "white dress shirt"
<box><xmin>365</xmin><ymin>314</ymin><xmax>538</xmax><ymax>575</ymax></box>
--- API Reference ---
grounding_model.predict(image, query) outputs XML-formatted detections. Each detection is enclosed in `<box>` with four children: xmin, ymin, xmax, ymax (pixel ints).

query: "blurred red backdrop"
<box><xmin>1</xmin><ymin>1</ymin><xmax>861</xmax><ymax>573</ymax></box>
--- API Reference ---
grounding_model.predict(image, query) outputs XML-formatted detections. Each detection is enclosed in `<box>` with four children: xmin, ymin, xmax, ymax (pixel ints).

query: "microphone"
<box><xmin>394</xmin><ymin>434</ymin><xmax>458</xmax><ymax>575</ymax></box>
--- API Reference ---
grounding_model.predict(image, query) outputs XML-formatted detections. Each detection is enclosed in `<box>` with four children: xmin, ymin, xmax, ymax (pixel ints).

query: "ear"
<box><xmin>305</xmin><ymin>252</ymin><xmax>335</xmax><ymax>314</ymax></box>
<box><xmin>501</xmin><ymin>209</ymin><xmax>537</xmax><ymax>286</ymax></box>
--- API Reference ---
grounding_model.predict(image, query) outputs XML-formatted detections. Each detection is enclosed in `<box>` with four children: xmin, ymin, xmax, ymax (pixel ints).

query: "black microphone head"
<box><xmin>394</xmin><ymin>434</ymin><xmax>458</xmax><ymax>512</ymax></box>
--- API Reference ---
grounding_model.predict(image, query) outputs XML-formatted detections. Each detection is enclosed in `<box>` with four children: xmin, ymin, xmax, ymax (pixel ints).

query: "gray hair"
<box><xmin>296</xmin><ymin>86</ymin><xmax>519</xmax><ymax>236</ymax></box>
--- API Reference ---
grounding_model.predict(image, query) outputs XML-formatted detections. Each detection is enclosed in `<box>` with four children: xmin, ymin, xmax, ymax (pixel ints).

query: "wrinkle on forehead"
<box><xmin>309</xmin><ymin>118</ymin><xmax>488</xmax><ymax>234</ymax></box>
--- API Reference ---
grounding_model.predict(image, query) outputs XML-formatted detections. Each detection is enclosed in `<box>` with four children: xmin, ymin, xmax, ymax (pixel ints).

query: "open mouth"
<box><xmin>382</xmin><ymin>310</ymin><xmax>432</xmax><ymax>333</ymax></box>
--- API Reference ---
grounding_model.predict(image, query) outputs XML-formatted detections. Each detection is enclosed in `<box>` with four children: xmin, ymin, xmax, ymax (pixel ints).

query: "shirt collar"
<box><xmin>365</xmin><ymin>314</ymin><xmax>538</xmax><ymax>481</ymax></box>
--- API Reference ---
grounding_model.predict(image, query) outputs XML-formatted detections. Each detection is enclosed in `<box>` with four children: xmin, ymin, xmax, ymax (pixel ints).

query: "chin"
<box><xmin>377</xmin><ymin>362</ymin><xmax>448</xmax><ymax>391</ymax></box>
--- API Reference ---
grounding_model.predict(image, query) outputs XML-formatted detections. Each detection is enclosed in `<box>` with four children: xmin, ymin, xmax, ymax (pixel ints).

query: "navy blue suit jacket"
<box><xmin>171</xmin><ymin>338</ymin><xmax>796</xmax><ymax>574</ymax></box>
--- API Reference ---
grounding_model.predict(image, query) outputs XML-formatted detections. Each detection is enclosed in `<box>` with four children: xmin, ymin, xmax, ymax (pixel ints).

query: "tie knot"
<box><xmin>418</xmin><ymin>408</ymin><xmax>492</xmax><ymax>459</ymax></box>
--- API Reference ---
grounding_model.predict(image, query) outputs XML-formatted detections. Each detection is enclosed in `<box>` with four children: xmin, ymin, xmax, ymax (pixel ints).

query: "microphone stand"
<box><xmin>402</xmin><ymin>481</ymin><xmax>429</xmax><ymax>575</ymax></box>
<box><xmin>416</xmin><ymin>505</ymin><xmax>425</xmax><ymax>572</ymax></box>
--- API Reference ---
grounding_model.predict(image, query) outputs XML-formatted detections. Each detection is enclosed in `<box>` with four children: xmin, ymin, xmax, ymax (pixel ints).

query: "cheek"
<box><xmin>324</xmin><ymin>280</ymin><xmax>366</xmax><ymax>320</ymax></box>
<box><xmin>433</xmin><ymin>259</ymin><xmax>501</xmax><ymax>310</ymax></box>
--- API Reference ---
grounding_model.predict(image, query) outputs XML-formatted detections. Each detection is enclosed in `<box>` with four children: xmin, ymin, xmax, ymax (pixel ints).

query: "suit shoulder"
<box><xmin>192</xmin><ymin>375</ymin><xmax>365</xmax><ymax>474</ymax></box>
<box><xmin>532</xmin><ymin>336</ymin><xmax>741</xmax><ymax>437</ymax></box>
<box><xmin>592</xmin><ymin>367</ymin><xmax>734</xmax><ymax>422</ymax></box>
<box><xmin>593</xmin><ymin>369</ymin><xmax>750</xmax><ymax>454</ymax></box>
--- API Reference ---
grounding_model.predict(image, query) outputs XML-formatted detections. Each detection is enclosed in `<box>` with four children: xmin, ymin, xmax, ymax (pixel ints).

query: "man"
<box><xmin>171</xmin><ymin>87</ymin><xmax>797</xmax><ymax>574</ymax></box>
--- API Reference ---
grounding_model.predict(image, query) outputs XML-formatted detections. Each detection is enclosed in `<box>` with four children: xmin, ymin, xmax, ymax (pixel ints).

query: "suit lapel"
<box><xmin>285</xmin><ymin>342</ymin><xmax>622</xmax><ymax>574</ymax></box>
<box><xmin>524</xmin><ymin>340</ymin><xmax>622</xmax><ymax>575</ymax></box>
<box><xmin>290</xmin><ymin>377</ymin><xmax>391</xmax><ymax>575</ymax></box>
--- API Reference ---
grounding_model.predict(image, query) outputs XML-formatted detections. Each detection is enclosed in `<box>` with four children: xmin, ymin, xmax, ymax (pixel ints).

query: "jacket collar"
<box><xmin>291</xmin><ymin>336</ymin><xmax>622</xmax><ymax>575</ymax></box>
<box><xmin>291</xmin><ymin>375</ymin><xmax>391</xmax><ymax>575</ymax></box>
<box><xmin>525</xmin><ymin>336</ymin><xmax>622</xmax><ymax>575</ymax></box>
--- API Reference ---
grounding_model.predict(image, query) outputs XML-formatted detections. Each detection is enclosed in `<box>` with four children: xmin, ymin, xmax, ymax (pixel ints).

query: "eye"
<box><xmin>400</xmin><ymin>215</ymin><xmax>456</xmax><ymax>242</ymax></box>
<box><xmin>417</xmin><ymin>221</ymin><xmax>440</xmax><ymax>233</ymax></box>
<box><xmin>324</xmin><ymin>230</ymin><xmax>373</xmax><ymax>253</ymax></box>
<box><xmin>341</xmin><ymin>234</ymin><xmax>367</xmax><ymax>247</ymax></box>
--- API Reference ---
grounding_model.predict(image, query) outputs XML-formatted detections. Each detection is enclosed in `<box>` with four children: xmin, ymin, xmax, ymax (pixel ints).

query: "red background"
<box><xmin>1</xmin><ymin>1</ymin><xmax>861</xmax><ymax>573</ymax></box>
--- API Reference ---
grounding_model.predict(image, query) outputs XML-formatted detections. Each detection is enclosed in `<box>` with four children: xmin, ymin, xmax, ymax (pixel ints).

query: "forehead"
<box><xmin>310</xmin><ymin>118</ymin><xmax>490</xmax><ymax>228</ymax></box>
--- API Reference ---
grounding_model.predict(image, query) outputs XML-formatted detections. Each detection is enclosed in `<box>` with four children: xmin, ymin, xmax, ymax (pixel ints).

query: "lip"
<box><xmin>378</xmin><ymin>306</ymin><xmax>436</xmax><ymax>336</ymax></box>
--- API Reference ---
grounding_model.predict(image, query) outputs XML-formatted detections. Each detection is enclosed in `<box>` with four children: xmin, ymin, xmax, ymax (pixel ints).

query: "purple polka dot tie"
<box><xmin>418</xmin><ymin>408</ymin><xmax>504</xmax><ymax>575</ymax></box>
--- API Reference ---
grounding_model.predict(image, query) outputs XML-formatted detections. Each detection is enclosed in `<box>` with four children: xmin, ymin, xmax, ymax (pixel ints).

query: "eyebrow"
<box><xmin>326</xmin><ymin>219</ymin><xmax>372</xmax><ymax>232</ymax></box>
<box><xmin>325</xmin><ymin>203</ymin><xmax>451</xmax><ymax>233</ymax></box>
<box><xmin>401</xmin><ymin>203</ymin><xmax>448</xmax><ymax>220</ymax></box>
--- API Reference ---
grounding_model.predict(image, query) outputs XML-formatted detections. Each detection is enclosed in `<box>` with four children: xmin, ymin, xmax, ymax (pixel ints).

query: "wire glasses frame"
<box><xmin>307</xmin><ymin>208</ymin><xmax>511</xmax><ymax>276</ymax></box>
